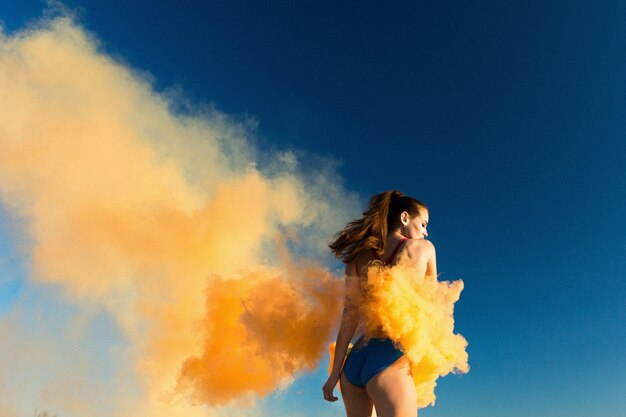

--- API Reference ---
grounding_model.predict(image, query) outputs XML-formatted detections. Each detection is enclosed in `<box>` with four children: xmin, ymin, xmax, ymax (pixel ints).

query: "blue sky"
<box><xmin>1</xmin><ymin>1</ymin><xmax>625</xmax><ymax>417</ymax></box>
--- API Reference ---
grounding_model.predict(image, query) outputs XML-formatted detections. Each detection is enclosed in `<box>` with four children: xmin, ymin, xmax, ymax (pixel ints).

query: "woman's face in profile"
<box><xmin>405</xmin><ymin>210</ymin><xmax>429</xmax><ymax>239</ymax></box>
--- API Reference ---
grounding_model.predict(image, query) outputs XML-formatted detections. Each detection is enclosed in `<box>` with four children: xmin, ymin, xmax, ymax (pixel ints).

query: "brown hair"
<box><xmin>329</xmin><ymin>190</ymin><xmax>427</xmax><ymax>263</ymax></box>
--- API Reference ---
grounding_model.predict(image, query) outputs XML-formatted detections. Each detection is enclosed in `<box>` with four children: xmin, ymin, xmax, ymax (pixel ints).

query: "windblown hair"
<box><xmin>329</xmin><ymin>190</ymin><xmax>427</xmax><ymax>263</ymax></box>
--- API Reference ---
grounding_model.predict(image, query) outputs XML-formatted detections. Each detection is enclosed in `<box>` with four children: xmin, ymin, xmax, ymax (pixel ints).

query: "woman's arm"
<box><xmin>322</xmin><ymin>262</ymin><xmax>360</xmax><ymax>401</ymax></box>
<box><xmin>425</xmin><ymin>240</ymin><xmax>437</xmax><ymax>279</ymax></box>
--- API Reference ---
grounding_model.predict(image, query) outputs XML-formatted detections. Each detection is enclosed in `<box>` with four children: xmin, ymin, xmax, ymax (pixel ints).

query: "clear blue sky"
<box><xmin>1</xmin><ymin>1</ymin><xmax>625</xmax><ymax>416</ymax></box>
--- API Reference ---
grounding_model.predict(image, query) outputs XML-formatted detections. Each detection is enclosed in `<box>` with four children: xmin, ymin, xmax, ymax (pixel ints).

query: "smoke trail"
<box><xmin>0</xmin><ymin>14</ymin><xmax>354</xmax><ymax>417</ymax></box>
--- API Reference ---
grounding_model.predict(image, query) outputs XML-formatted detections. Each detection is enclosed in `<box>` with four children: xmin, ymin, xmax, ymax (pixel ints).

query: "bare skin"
<box><xmin>323</xmin><ymin>210</ymin><xmax>436</xmax><ymax>417</ymax></box>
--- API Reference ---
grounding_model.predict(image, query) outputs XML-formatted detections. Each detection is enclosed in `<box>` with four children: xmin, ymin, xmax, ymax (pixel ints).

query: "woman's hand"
<box><xmin>322</xmin><ymin>373</ymin><xmax>340</xmax><ymax>402</ymax></box>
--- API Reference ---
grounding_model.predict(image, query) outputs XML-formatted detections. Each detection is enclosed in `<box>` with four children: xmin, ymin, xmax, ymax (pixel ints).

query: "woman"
<box><xmin>322</xmin><ymin>190</ymin><xmax>436</xmax><ymax>417</ymax></box>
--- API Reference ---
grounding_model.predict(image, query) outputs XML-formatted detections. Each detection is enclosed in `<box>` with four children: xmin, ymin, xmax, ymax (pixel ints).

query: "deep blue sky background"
<box><xmin>1</xmin><ymin>1</ymin><xmax>625</xmax><ymax>416</ymax></box>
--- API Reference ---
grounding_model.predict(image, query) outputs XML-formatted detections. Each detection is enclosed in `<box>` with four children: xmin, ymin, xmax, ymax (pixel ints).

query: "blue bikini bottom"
<box><xmin>342</xmin><ymin>337</ymin><xmax>404</xmax><ymax>388</ymax></box>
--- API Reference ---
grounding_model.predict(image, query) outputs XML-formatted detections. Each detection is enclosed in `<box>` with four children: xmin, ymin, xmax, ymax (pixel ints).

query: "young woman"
<box><xmin>322</xmin><ymin>190</ymin><xmax>436</xmax><ymax>417</ymax></box>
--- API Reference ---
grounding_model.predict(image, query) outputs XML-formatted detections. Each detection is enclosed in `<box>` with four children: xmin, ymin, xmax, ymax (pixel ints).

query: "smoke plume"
<box><xmin>0</xmin><ymin>14</ymin><xmax>354</xmax><ymax>417</ymax></box>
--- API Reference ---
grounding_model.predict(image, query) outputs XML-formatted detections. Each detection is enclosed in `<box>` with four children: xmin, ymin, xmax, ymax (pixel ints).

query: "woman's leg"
<box><xmin>365</xmin><ymin>356</ymin><xmax>417</xmax><ymax>417</ymax></box>
<box><xmin>340</xmin><ymin>372</ymin><xmax>376</xmax><ymax>417</ymax></box>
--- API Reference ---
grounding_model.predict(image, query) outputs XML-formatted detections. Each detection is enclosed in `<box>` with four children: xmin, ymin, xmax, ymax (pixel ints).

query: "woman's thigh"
<box><xmin>365</xmin><ymin>356</ymin><xmax>417</xmax><ymax>417</ymax></box>
<box><xmin>340</xmin><ymin>372</ymin><xmax>376</xmax><ymax>417</ymax></box>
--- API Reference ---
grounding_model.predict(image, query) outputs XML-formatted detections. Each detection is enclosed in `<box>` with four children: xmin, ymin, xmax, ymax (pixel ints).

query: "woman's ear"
<box><xmin>400</xmin><ymin>211</ymin><xmax>410</xmax><ymax>226</ymax></box>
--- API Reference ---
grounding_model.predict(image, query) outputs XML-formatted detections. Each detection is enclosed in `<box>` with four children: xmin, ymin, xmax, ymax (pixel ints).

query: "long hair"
<box><xmin>329</xmin><ymin>190</ymin><xmax>427</xmax><ymax>263</ymax></box>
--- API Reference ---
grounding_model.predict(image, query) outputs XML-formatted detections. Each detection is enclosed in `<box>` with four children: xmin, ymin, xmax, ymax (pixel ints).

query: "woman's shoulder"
<box><xmin>404</xmin><ymin>238</ymin><xmax>436</xmax><ymax>256</ymax></box>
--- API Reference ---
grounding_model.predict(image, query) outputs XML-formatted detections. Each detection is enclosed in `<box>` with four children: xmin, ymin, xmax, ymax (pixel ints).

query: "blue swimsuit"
<box><xmin>342</xmin><ymin>238</ymin><xmax>408</xmax><ymax>388</ymax></box>
<box><xmin>342</xmin><ymin>337</ymin><xmax>404</xmax><ymax>387</ymax></box>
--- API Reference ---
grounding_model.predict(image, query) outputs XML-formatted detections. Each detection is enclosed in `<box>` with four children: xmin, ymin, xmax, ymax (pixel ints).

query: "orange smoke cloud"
<box><xmin>178</xmin><ymin>256</ymin><xmax>342</xmax><ymax>404</ymax></box>
<box><xmin>0</xmin><ymin>14</ymin><xmax>354</xmax><ymax>417</ymax></box>
<box><xmin>360</xmin><ymin>259</ymin><xmax>469</xmax><ymax>409</ymax></box>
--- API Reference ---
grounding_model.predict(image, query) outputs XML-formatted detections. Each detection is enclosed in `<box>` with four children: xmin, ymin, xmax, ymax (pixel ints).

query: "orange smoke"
<box><xmin>0</xmin><ymin>14</ymin><xmax>353</xmax><ymax>417</ymax></box>
<box><xmin>361</xmin><ymin>258</ymin><xmax>469</xmax><ymax>408</ymax></box>
<box><xmin>178</xmin><ymin>257</ymin><xmax>342</xmax><ymax>404</ymax></box>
